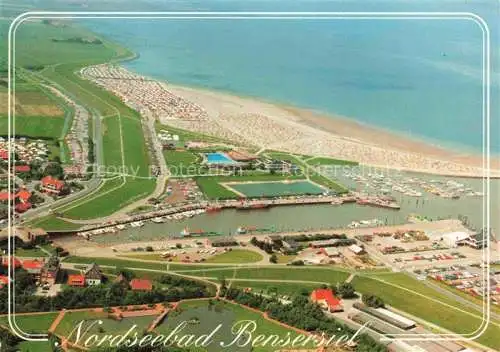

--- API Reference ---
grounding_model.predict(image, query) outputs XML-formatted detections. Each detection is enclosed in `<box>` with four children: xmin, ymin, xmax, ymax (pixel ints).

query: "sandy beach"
<box><xmin>81</xmin><ymin>64</ymin><xmax>499</xmax><ymax>177</ymax></box>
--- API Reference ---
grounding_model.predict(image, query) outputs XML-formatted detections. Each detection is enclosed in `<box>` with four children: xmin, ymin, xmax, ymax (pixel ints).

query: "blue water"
<box><xmin>206</xmin><ymin>152</ymin><xmax>237</xmax><ymax>164</ymax></box>
<box><xmin>78</xmin><ymin>0</ymin><xmax>499</xmax><ymax>154</ymax></box>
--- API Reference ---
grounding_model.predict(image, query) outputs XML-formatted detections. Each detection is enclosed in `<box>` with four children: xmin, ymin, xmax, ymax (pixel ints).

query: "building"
<box><xmin>321</xmin><ymin>247</ymin><xmax>342</xmax><ymax>258</ymax></box>
<box><xmin>84</xmin><ymin>263</ymin><xmax>103</xmax><ymax>286</ymax></box>
<box><xmin>40</xmin><ymin>175</ymin><xmax>65</xmax><ymax>195</ymax></box>
<box><xmin>68</xmin><ymin>274</ymin><xmax>85</xmax><ymax>287</ymax></box>
<box><xmin>310</xmin><ymin>288</ymin><xmax>343</xmax><ymax>312</ymax></box>
<box><xmin>0</xmin><ymin>275</ymin><xmax>9</xmax><ymax>288</ymax></box>
<box><xmin>282</xmin><ymin>239</ymin><xmax>300</xmax><ymax>252</ymax></box>
<box><xmin>209</xmin><ymin>237</ymin><xmax>238</xmax><ymax>247</ymax></box>
<box><xmin>21</xmin><ymin>259</ymin><xmax>43</xmax><ymax>276</ymax></box>
<box><xmin>14</xmin><ymin>165</ymin><xmax>31</xmax><ymax>173</ymax></box>
<box><xmin>0</xmin><ymin>227</ymin><xmax>49</xmax><ymax>245</ymax></box>
<box><xmin>1</xmin><ymin>256</ymin><xmax>22</xmax><ymax>269</ymax></box>
<box><xmin>348</xmin><ymin>244</ymin><xmax>365</xmax><ymax>255</ymax></box>
<box><xmin>443</xmin><ymin>230</ymin><xmax>489</xmax><ymax>249</ymax></box>
<box><xmin>40</xmin><ymin>256</ymin><xmax>60</xmax><ymax>285</ymax></box>
<box><xmin>15</xmin><ymin>189</ymin><xmax>31</xmax><ymax>203</ymax></box>
<box><xmin>130</xmin><ymin>278</ymin><xmax>153</xmax><ymax>291</ymax></box>
<box><xmin>309</xmin><ymin>238</ymin><xmax>356</xmax><ymax>249</ymax></box>
<box><xmin>15</xmin><ymin>202</ymin><xmax>32</xmax><ymax>213</ymax></box>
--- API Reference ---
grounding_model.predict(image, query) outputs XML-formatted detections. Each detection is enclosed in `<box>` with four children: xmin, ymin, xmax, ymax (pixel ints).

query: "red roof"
<box><xmin>1</xmin><ymin>256</ymin><xmax>22</xmax><ymax>269</ymax></box>
<box><xmin>311</xmin><ymin>289</ymin><xmax>342</xmax><ymax>309</ymax></box>
<box><xmin>0</xmin><ymin>192</ymin><xmax>11</xmax><ymax>201</ymax></box>
<box><xmin>130</xmin><ymin>278</ymin><xmax>153</xmax><ymax>291</ymax></box>
<box><xmin>16</xmin><ymin>189</ymin><xmax>31</xmax><ymax>202</ymax></box>
<box><xmin>0</xmin><ymin>275</ymin><xmax>8</xmax><ymax>287</ymax></box>
<box><xmin>41</xmin><ymin>176</ymin><xmax>64</xmax><ymax>190</ymax></box>
<box><xmin>0</xmin><ymin>150</ymin><xmax>8</xmax><ymax>160</ymax></box>
<box><xmin>14</xmin><ymin>165</ymin><xmax>31</xmax><ymax>173</ymax></box>
<box><xmin>22</xmin><ymin>259</ymin><xmax>43</xmax><ymax>271</ymax></box>
<box><xmin>15</xmin><ymin>202</ymin><xmax>32</xmax><ymax>213</ymax></box>
<box><xmin>68</xmin><ymin>274</ymin><xmax>85</xmax><ymax>286</ymax></box>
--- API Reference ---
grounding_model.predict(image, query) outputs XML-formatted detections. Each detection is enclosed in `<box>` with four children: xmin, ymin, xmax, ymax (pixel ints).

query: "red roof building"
<box><xmin>16</xmin><ymin>189</ymin><xmax>31</xmax><ymax>203</ymax></box>
<box><xmin>310</xmin><ymin>288</ymin><xmax>343</xmax><ymax>312</ymax></box>
<box><xmin>0</xmin><ymin>150</ymin><xmax>8</xmax><ymax>160</ymax></box>
<box><xmin>130</xmin><ymin>278</ymin><xmax>153</xmax><ymax>291</ymax></box>
<box><xmin>40</xmin><ymin>176</ymin><xmax>64</xmax><ymax>194</ymax></box>
<box><xmin>0</xmin><ymin>275</ymin><xmax>9</xmax><ymax>288</ymax></box>
<box><xmin>21</xmin><ymin>259</ymin><xmax>43</xmax><ymax>274</ymax></box>
<box><xmin>15</xmin><ymin>202</ymin><xmax>32</xmax><ymax>213</ymax></box>
<box><xmin>67</xmin><ymin>274</ymin><xmax>85</xmax><ymax>287</ymax></box>
<box><xmin>0</xmin><ymin>192</ymin><xmax>13</xmax><ymax>202</ymax></box>
<box><xmin>1</xmin><ymin>256</ymin><xmax>22</xmax><ymax>269</ymax></box>
<box><xmin>14</xmin><ymin>165</ymin><xmax>31</xmax><ymax>173</ymax></box>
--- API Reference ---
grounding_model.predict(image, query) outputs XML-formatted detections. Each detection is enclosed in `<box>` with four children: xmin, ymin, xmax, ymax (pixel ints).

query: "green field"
<box><xmin>27</xmin><ymin>215</ymin><xmax>83</xmax><ymax>231</ymax></box>
<box><xmin>0</xmin><ymin>312</ymin><xmax>57</xmax><ymax>334</ymax></box>
<box><xmin>306</xmin><ymin>157</ymin><xmax>358</xmax><ymax>166</ymax></box>
<box><xmin>0</xmin><ymin>115</ymin><xmax>65</xmax><ymax>139</ymax></box>
<box><xmin>229</xmin><ymin>280</ymin><xmax>318</xmax><ymax>297</ymax></box>
<box><xmin>196</xmin><ymin>174</ymin><xmax>305</xmax><ymax>200</ymax></box>
<box><xmin>4</xmin><ymin>20</ymin><xmax>156</xmax><ymax>224</ymax></box>
<box><xmin>164</xmin><ymin>149</ymin><xmax>203</xmax><ymax>176</ymax></box>
<box><xmin>352</xmin><ymin>275</ymin><xmax>500</xmax><ymax>350</ymax></box>
<box><xmin>204</xmin><ymin>249</ymin><xmax>263</xmax><ymax>263</ymax></box>
<box><xmin>55</xmin><ymin>310</ymin><xmax>156</xmax><ymax>343</ymax></box>
<box><xmin>226</xmin><ymin>180</ymin><xmax>326</xmax><ymax>198</ymax></box>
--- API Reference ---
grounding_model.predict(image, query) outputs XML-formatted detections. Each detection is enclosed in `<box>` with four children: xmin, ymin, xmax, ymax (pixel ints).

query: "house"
<box><xmin>209</xmin><ymin>237</ymin><xmax>238</xmax><ymax>247</ymax></box>
<box><xmin>348</xmin><ymin>244</ymin><xmax>365</xmax><ymax>255</ymax></box>
<box><xmin>0</xmin><ymin>150</ymin><xmax>8</xmax><ymax>160</ymax></box>
<box><xmin>84</xmin><ymin>263</ymin><xmax>103</xmax><ymax>286</ymax></box>
<box><xmin>0</xmin><ymin>275</ymin><xmax>9</xmax><ymax>288</ymax></box>
<box><xmin>310</xmin><ymin>288</ymin><xmax>343</xmax><ymax>312</ymax></box>
<box><xmin>1</xmin><ymin>256</ymin><xmax>22</xmax><ymax>269</ymax></box>
<box><xmin>40</xmin><ymin>256</ymin><xmax>60</xmax><ymax>285</ymax></box>
<box><xmin>14</xmin><ymin>165</ymin><xmax>31</xmax><ymax>173</ymax></box>
<box><xmin>68</xmin><ymin>274</ymin><xmax>85</xmax><ymax>287</ymax></box>
<box><xmin>15</xmin><ymin>202</ymin><xmax>32</xmax><ymax>213</ymax></box>
<box><xmin>0</xmin><ymin>192</ymin><xmax>13</xmax><ymax>203</ymax></box>
<box><xmin>16</xmin><ymin>189</ymin><xmax>31</xmax><ymax>203</ymax></box>
<box><xmin>130</xmin><ymin>278</ymin><xmax>153</xmax><ymax>291</ymax></box>
<box><xmin>321</xmin><ymin>247</ymin><xmax>341</xmax><ymax>258</ymax></box>
<box><xmin>40</xmin><ymin>176</ymin><xmax>64</xmax><ymax>195</ymax></box>
<box><xmin>282</xmin><ymin>239</ymin><xmax>300</xmax><ymax>252</ymax></box>
<box><xmin>21</xmin><ymin>259</ymin><xmax>43</xmax><ymax>275</ymax></box>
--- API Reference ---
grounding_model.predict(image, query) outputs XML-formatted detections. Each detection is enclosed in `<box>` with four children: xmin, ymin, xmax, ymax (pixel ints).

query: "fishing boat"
<box><xmin>151</xmin><ymin>217</ymin><xmax>165</xmax><ymax>223</ymax></box>
<box><xmin>130</xmin><ymin>221</ymin><xmax>144</xmax><ymax>228</ymax></box>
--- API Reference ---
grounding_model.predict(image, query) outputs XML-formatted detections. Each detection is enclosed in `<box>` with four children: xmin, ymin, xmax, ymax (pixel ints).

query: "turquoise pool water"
<box><xmin>206</xmin><ymin>152</ymin><xmax>237</xmax><ymax>164</ymax></box>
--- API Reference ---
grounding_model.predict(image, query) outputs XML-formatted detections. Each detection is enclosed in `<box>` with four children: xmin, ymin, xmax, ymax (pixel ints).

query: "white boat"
<box><xmin>151</xmin><ymin>217</ymin><xmax>165</xmax><ymax>223</ymax></box>
<box><xmin>130</xmin><ymin>221</ymin><xmax>144</xmax><ymax>228</ymax></box>
<box><xmin>116</xmin><ymin>224</ymin><xmax>126</xmax><ymax>230</ymax></box>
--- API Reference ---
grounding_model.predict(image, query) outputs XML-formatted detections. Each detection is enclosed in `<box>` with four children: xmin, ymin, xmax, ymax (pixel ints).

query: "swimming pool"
<box><xmin>205</xmin><ymin>152</ymin><xmax>237</xmax><ymax>164</ymax></box>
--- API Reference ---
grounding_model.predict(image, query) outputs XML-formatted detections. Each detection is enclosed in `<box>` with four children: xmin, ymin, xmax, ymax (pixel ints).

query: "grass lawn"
<box><xmin>204</xmin><ymin>249</ymin><xmax>263</xmax><ymax>264</ymax></box>
<box><xmin>55</xmin><ymin>310</ymin><xmax>156</xmax><ymax>344</ymax></box>
<box><xmin>351</xmin><ymin>275</ymin><xmax>500</xmax><ymax>350</ymax></box>
<box><xmin>276</xmin><ymin>254</ymin><xmax>296</xmax><ymax>264</ymax></box>
<box><xmin>227</xmin><ymin>180</ymin><xmax>325</xmax><ymax>198</ymax></box>
<box><xmin>229</xmin><ymin>280</ymin><xmax>318</xmax><ymax>297</ymax></box>
<box><xmin>14</xmin><ymin>244</ymin><xmax>54</xmax><ymax>257</ymax></box>
<box><xmin>306</xmin><ymin>157</ymin><xmax>358</xmax><ymax>166</ymax></box>
<box><xmin>0</xmin><ymin>312</ymin><xmax>58</xmax><ymax>334</ymax></box>
<box><xmin>164</xmin><ymin>149</ymin><xmax>203</xmax><ymax>176</ymax></box>
<box><xmin>186</xmin><ymin>266</ymin><xmax>350</xmax><ymax>284</ymax></box>
<box><xmin>196</xmin><ymin>174</ymin><xmax>305</xmax><ymax>200</ymax></box>
<box><xmin>156</xmin><ymin>123</ymin><xmax>238</xmax><ymax>146</ymax></box>
<box><xmin>18</xmin><ymin>340</ymin><xmax>53</xmax><ymax>352</ymax></box>
<box><xmin>64</xmin><ymin>256</ymin><xmax>232</xmax><ymax>273</ymax></box>
<box><xmin>0</xmin><ymin>115</ymin><xmax>65</xmax><ymax>139</ymax></box>
<box><xmin>27</xmin><ymin>215</ymin><xmax>82</xmax><ymax>231</ymax></box>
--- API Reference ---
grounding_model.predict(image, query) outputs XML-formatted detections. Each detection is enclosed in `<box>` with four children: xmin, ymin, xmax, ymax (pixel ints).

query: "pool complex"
<box><xmin>226</xmin><ymin>180</ymin><xmax>326</xmax><ymax>197</ymax></box>
<box><xmin>205</xmin><ymin>152</ymin><xmax>238</xmax><ymax>164</ymax></box>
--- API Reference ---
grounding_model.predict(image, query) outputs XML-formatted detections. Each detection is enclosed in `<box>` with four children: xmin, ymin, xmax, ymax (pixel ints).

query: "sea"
<box><xmin>75</xmin><ymin>0</ymin><xmax>499</xmax><ymax>154</ymax></box>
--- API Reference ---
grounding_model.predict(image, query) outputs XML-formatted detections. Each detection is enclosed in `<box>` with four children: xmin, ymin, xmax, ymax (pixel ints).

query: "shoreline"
<box><xmin>83</xmin><ymin>63</ymin><xmax>499</xmax><ymax>178</ymax></box>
